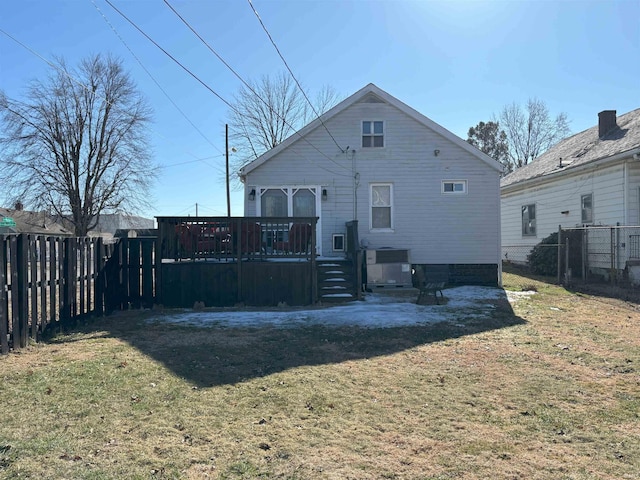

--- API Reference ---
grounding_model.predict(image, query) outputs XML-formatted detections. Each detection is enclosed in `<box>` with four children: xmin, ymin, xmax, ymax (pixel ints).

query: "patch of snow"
<box><xmin>325</xmin><ymin>278</ymin><xmax>346</xmax><ymax>282</ymax></box>
<box><xmin>505</xmin><ymin>290</ymin><xmax>537</xmax><ymax>303</ymax></box>
<box><xmin>146</xmin><ymin>285</ymin><xmax>512</xmax><ymax>330</ymax></box>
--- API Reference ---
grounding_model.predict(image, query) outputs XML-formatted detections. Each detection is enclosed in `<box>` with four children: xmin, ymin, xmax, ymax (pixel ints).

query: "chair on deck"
<box><xmin>274</xmin><ymin>223</ymin><xmax>313</xmax><ymax>254</ymax></box>
<box><xmin>229</xmin><ymin>221</ymin><xmax>263</xmax><ymax>254</ymax></box>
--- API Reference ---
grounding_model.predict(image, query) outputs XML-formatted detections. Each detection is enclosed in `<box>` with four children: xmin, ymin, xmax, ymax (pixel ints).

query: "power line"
<box><xmin>246</xmin><ymin>0</ymin><xmax>344</xmax><ymax>153</ymax></box>
<box><xmin>91</xmin><ymin>0</ymin><xmax>224</xmax><ymax>157</ymax></box>
<box><xmin>0</xmin><ymin>26</ymin><xmax>222</xmax><ymax>175</ymax></box>
<box><xmin>160</xmin><ymin>0</ymin><xmax>351</xmax><ymax>174</ymax></box>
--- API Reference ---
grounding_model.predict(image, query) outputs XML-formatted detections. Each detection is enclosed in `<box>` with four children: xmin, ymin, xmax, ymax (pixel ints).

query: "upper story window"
<box><xmin>522</xmin><ymin>204</ymin><xmax>536</xmax><ymax>236</ymax></box>
<box><xmin>362</xmin><ymin>121</ymin><xmax>384</xmax><ymax>148</ymax></box>
<box><xmin>581</xmin><ymin>193</ymin><xmax>593</xmax><ymax>224</ymax></box>
<box><xmin>442</xmin><ymin>180</ymin><xmax>467</xmax><ymax>194</ymax></box>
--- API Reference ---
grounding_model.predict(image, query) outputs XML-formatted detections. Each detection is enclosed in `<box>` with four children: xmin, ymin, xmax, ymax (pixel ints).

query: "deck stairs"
<box><xmin>317</xmin><ymin>258</ymin><xmax>358</xmax><ymax>304</ymax></box>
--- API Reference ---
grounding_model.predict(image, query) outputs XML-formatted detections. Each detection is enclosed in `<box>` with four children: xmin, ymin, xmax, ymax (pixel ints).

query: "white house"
<box><xmin>501</xmin><ymin>108</ymin><xmax>640</xmax><ymax>270</ymax></box>
<box><xmin>240</xmin><ymin>84</ymin><xmax>503</xmax><ymax>286</ymax></box>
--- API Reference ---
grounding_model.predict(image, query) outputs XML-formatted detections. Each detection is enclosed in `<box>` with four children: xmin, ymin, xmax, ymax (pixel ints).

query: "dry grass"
<box><xmin>1</xmin><ymin>270</ymin><xmax>639</xmax><ymax>479</ymax></box>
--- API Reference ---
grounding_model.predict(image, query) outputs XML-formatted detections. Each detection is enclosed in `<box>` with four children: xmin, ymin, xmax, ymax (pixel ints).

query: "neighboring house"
<box><xmin>240</xmin><ymin>83</ymin><xmax>503</xmax><ymax>286</ymax></box>
<box><xmin>0</xmin><ymin>206</ymin><xmax>71</xmax><ymax>236</ymax></box>
<box><xmin>501</xmin><ymin>108</ymin><xmax>640</xmax><ymax>268</ymax></box>
<box><xmin>90</xmin><ymin>213</ymin><xmax>155</xmax><ymax>240</ymax></box>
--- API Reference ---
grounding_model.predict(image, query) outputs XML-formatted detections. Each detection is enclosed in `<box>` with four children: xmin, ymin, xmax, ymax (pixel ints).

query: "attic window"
<box><xmin>362</xmin><ymin>121</ymin><xmax>384</xmax><ymax>148</ymax></box>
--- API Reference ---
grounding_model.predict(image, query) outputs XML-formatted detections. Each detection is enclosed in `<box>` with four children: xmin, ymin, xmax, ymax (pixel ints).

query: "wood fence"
<box><xmin>0</xmin><ymin>234</ymin><xmax>155</xmax><ymax>355</ymax></box>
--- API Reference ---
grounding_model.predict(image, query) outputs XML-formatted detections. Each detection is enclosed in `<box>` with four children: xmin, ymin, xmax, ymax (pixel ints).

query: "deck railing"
<box><xmin>156</xmin><ymin>216</ymin><xmax>318</xmax><ymax>262</ymax></box>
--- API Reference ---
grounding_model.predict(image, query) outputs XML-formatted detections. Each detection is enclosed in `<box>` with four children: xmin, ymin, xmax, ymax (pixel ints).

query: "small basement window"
<box><xmin>332</xmin><ymin>234</ymin><xmax>345</xmax><ymax>252</ymax></box>
<box><xmin>442</xmin><ymin>180</ymin><xmax>467</xmax><ymax>194</ymax></box>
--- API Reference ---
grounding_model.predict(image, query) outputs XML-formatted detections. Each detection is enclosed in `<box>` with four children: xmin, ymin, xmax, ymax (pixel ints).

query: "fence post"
<box><xmin>61</xmin><ymin>237</ymin><xmax>72</xmax><ymax>320</ymax></box>
<box><xmin>0</xmin><ymin>236</ymin><xmax>8</xmax><ymax>354</ymax></box>
<box><xmin>142</xmin><ymin>238</ymin><xmax>154</xmax><ymax>308</ymax></box>
<box><xmin>128</xmin><ymin>238</ymin><xmax>141</xmax><ymax>309</ymax></box>
<box><xmin>235</xmin><ymin>218</ymin><xmax>242</xmax><ymax>304</ymax></box>
<box><xmin>557</xmin><ymin>225</ymin><xmax>562</xmax><ymax>285</ymax></box>
<box><xmin>16</xmin><ymin>234</ymin><xmax>29</xmax><ymax>349</ymax></box>
<box><xmin>95</xmin><ymin>237</ymin><xmax>105</xmax><ymax>316</ymax></box>
<box><xmin>154</xmin><ymin>233</ymin><xmax>162</xmax><ymax>307</ymax></box>
<box><xmin>29</xmin><ymin>235</ymin><xmax>39</xmax><ymax>340</ymax></box>
<box><xmin>610</xmin><ymin>227</ymin><xmax>616</xmax><ymax>285</ymax></box>
<box><xmin>39</xmin><ymin>236</ymin><xmax>48</xmax><ymax>332</ymax></box>
<box><xmin>582</xmin><ymin>229</ymin><xmax>587</xmax><ymax>281</ymax></box>
<box><xmin>564</xmin><ymin>239</ymin><xmax>570</xmax><ymax>286</ymax></box>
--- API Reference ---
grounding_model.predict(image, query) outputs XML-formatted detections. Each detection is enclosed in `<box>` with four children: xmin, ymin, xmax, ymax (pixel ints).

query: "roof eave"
<box><xmin>501</xmin><ymin>147</ymin><xmax>640</xmax><ymax>194</ymax></box>
<box><xmin>240</xmin><ymin>83</ymin><xmax>504</xmax><ymax>177</ymax></box>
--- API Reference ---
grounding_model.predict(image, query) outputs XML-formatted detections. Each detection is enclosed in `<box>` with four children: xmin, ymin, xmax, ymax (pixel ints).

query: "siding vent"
<box><xmin>598</xmin><ymin>110</ymin><xmax>617</xmax><ymax>138</ymax></box>
<box><xmin>359</xmin><ymin>93</ymin><xmax>385</xmax><ymax>104</ymax></box>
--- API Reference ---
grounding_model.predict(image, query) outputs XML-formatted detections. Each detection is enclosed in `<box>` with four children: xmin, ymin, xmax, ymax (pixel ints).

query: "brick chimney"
<box><xmin>598</xmin><ymin>110</ymin><xmax>617</xmax><ymax>138</ymax></box>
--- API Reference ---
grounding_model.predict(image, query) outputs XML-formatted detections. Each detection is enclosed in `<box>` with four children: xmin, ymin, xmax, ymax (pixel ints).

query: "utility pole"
<box><xmin>196</xmin><ymin>202</ymin><xmax>198</xmax><ymax>216</ymax></box>
<box><xmin>226</xmin><ymin>123</ymin><xmax>231</xmax><ymax>217</ymax></box>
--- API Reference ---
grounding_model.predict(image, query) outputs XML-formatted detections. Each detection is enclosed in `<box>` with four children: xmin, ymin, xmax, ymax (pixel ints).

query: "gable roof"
<box><xmin>501</xmin><ymin>108</ymin><xmax>640</xmax><ymax>189</ymax></box>
<box><xmin>239</xmin><ymin>83</ymin><xmax>502</xmax><ymax>178</ymax></box>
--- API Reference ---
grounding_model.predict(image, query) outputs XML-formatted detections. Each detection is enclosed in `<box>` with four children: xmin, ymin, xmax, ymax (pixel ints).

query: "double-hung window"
<box><xmin>522</xmin><ymin>204</ymin><xmax>536</xmax><ymax>236</ymax></box>
<box><xmin>370</xmin><ymin>183</ymin><xmax>393</xmax><ymax>230</ymax></box>
<box><xmin>362</xmin><ymin>121</ymin><xmax>384</xmax><ymax>148</ymax></box>
<box><xmin>581</xmin><ymin>193</ymin><xmax>593</xmax><ymax>224</ymax></box>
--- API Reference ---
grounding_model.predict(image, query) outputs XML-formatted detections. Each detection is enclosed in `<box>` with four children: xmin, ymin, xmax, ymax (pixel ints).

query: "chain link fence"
<box><xmin>503</xmin><ymin>225</ymin><xmax>640</xmax><ymax>287</ymax></box>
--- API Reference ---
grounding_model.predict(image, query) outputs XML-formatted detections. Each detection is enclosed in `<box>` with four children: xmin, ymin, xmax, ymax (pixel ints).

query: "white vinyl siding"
<box><xmin>501</xmin><ymin>162</ymin><xmax>634</xmax><ymax>262</ymax></box>
<box><xmin>245</xmin><ymin>97</ymin><xmax>500</xmax><ymax>264</ymax></box>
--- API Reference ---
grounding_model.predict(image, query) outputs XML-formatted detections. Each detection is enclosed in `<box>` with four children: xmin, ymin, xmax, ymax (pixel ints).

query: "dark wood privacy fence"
<box><xmin>0</xmin><ymin>234</ymin><xmax>155</xmax><ymax>354</ymax></box>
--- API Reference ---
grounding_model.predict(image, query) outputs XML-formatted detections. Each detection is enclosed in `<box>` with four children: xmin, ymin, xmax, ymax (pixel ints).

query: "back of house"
<box><xmin>241</xmin><ymin>83</ymin><xmax>502</xmax><ymax>287</ymax></box>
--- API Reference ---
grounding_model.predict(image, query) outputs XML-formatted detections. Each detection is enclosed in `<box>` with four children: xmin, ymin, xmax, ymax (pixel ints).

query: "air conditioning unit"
<box><xmin>366</xmin><ymin>249</ymin><xmax>412</xmax><ymax>287</ymax></box>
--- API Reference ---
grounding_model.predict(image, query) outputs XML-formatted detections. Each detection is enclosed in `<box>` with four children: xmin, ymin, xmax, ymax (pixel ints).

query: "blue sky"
<box><xmin>1</xmin><ymin>0</ymin><xmax>638</xmax><ymax>219</ymax></box>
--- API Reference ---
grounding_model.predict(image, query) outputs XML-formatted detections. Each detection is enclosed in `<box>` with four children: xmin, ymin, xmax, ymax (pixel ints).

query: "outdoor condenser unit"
<box><xmin>366</xmin><ymin>248</ymin><xmax>412</xmax><ymax>287</ymax></box>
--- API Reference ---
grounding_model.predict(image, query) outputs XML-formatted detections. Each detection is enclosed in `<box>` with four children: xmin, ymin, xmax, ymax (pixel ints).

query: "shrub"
<box><xmin>527</xmin><ymin>232</ymin><xmax>559</xmax><ymax>276</ymax></box>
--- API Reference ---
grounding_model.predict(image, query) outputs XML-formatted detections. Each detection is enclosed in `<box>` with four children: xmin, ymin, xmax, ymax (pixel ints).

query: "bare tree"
<box><xmin>227</xmin><ymin>72</ymin><xmax>340</xmax><ymax>179</ymax></box>
<box><xmin>467</xmin><ymin>120</ymin><xmax>510</xmax><ymax>174</ymax></box>
<box><xmin>499</xmin><ymin>98</ymin><xmax>571</xmax><ymax>169</ymax></box>
<box><xmin>0</xmin><ymin>54</ymin><xmax>155</xmax><ymax>236</ymax></box>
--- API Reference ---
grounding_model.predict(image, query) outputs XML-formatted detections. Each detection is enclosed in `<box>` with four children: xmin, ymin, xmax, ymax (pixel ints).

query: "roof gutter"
<box><xmin>501</xmin><ymin>147</ymin><xmax>640</xmax><ymax>195</ymax></box>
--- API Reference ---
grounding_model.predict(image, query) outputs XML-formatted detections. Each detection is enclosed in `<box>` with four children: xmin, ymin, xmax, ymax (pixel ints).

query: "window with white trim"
<box><xmin>362</xmin><ymin>121</ymin><xmax>384</xmax><ymax>148</ymax></box>
<box><xmin>581</xmin><ymin>193</ymin><xmax>593</xmax><ymax>224</ymax></box>
<box><xmin>522</xmin><ymin>204</ymin><xmax>536</xmax><ymax>236</ymax></box>
<box><xmin>258</xmin><ymin>187</ymin><xmax>318</xmax><ymax>217</ymax></box>
<box><xmin>442</xmin><ymin>180</ymin><xmax>467</xmax><ymax>194</ymax></box>
<box><xmin>370</xmin><ymin>183</ymin><xmax>393</xmax><ymax>230</ymax></box>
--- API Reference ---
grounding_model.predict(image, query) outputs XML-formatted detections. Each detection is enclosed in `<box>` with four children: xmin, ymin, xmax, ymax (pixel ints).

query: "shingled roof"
<box><xmin>501</xmin><ymin>108</ymin><xmax>640</xmax><ymax>189</ymax></box>
<box><xmin>0</xmin><ymin>207</ymin><xmax>71</xmax><ymax>236</ymax></box>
